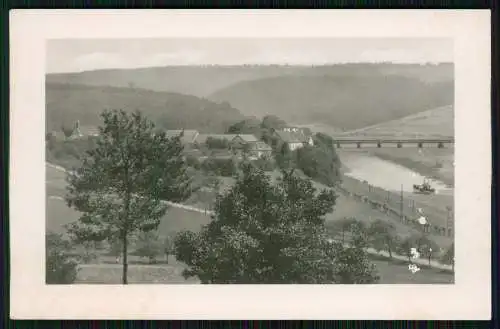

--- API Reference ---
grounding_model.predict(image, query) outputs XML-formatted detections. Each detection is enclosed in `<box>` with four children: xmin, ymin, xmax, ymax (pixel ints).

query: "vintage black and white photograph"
<box><xmin>10</xmin><ymin>10</ymin><xmax>491</xmax><ymax>319</ymax></box>
<box><xmin>44</xmin><ymin>37</ymin><xmax>456</xmax><ymax>285</ymax></box>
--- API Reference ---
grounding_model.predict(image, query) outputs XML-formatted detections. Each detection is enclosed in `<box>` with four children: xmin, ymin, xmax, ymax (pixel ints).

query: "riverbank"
<box><xmin>367</xmin><ymin>148</ymin><xmax>454</xmax><ymax>187</ymax></box>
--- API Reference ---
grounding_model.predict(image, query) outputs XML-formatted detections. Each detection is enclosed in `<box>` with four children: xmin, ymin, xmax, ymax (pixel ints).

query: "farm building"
<box><xmin>231</xmin><ymin>134</ymin><xmax>272</xmax><ymax>159</ymax></box>
<box><xmin>247</xmin><ymin>141</ymin><xmax>273</xmax><ymax>159</ymax></box>
<box><xmin>273</xmin><ymin>129</ymin><xmax>314</xmax><ymax>151</ymax></box>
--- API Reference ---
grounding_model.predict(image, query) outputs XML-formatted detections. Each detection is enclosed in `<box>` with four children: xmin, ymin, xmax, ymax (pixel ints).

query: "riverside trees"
<box><xmin>65</xmin><ymin>109</ymin><xmax>192</xmax><ymax>284</ymax></box>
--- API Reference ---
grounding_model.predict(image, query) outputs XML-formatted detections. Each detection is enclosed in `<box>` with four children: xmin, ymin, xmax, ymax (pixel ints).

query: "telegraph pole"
<box><xmin>400</xmin><ymin>184</ymin><xmax>404</xmax><ymax>223</ymax></box>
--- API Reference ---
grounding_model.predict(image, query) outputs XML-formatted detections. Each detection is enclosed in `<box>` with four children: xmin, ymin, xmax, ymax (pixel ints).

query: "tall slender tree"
<box><xmin>65</xmin><ymin>109</ymin><xmax>192</xmax><ymax>284</ymax></box>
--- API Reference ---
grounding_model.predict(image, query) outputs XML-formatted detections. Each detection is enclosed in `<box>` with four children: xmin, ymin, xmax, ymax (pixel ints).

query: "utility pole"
<box><xmin>400</xmin><ymin>184</ymin><xmax>404</xmax><ymax>223</ymax></box>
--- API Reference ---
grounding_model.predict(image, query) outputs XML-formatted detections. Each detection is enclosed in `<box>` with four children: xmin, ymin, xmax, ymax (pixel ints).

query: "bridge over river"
<box><xmin>331</xmin><ymin>137</ymin><xmax>454</xmax><ymax>149</ymax></box>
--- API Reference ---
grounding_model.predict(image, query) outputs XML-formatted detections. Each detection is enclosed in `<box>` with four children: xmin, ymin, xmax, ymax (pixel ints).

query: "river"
<box><xmin>337</xmin><ymin>150</ymin><xmax>453</xmax><ymax>196</ymax></box>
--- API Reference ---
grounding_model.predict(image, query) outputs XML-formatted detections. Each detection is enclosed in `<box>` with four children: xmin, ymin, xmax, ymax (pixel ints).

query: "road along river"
<box><xmin>335</xmin><ymin>149</ymin><xmax>454</xmax><ymax>241</ymax></box>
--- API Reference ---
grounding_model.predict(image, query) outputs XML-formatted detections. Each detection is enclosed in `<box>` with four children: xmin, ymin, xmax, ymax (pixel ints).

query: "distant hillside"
<box><xmin>341</xmin><ymin>105</ymin><xmax>454</xmax><ymax>138</ymax></box>
<box><xmin>45</xmin><ymin>83</ymin><xmax>247</xmax><ymax>133</ymax></box>
<box><xmin>209</xmin><ymin>75</ymin><xmax>453</xmax><ymax>130</ymax></box>
<box><xmin>46</xmin><ymin>63</ymin><xmax>453</xmax><ymax>98</ymax></box>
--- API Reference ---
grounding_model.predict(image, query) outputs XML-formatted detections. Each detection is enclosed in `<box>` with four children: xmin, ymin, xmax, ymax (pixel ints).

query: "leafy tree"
<box><xmin>333</xmin><ymin>217</ymin><xmax>363</xmax><ymax>244</ymax></box>
<box><xmin>275</xmin><ymin>142</ymin><xmax>295</xmax><ymax>170</ymax></box>
<box><xmin>163</xmin><ymin>234</ymin><xmax>175</xmax><ymax>264</ymax></box>
<box><xmin>175</xmin><ymin>164</ymin><xmax>377</xmax><ymax>284</ymax></box>
<box><xmin>296</xmin><ymin>144</ymin><xmax>341</xmax><ymax>187</ymax></box>
<box><xmin>260</xmin><ymin>115</ymin><xmax>287</xmax><ymax>130</ymax></box>
<box><xmin>135</xmin><ymin>231</ymin><xmax>162</xmax><ymax>264</ymax></box>
<box><xmin>204</xmin><ymin>174</ymin><xmax>222</xmax><ymax>193</ymax></box>
<box><xmin>185</xmin><ymin>154</ymin><xmax>201</xmax><ymax>169</ymax></box>
<box><xmin>397</xmin><ymin>236</ymin><xmax>414</xmax><ymax>263</ymax></box>
<box><xmin>201</xmin><ymin>157</ymin><xmax>236</xmax><ymax>177</ymax></box>
<box><xmin>441</xmin><ymin>242</ymin><xmax>455</xmax><ymax>271</ymax></box>
<box><xmin>367</xmin><ymin>219</ymin><xmax>398</xmax><ymax>258</ymax></box>
<box><xmin>61</xmin><ymin>124</ymin><xmax>75</xmax><ymax>139</ymax></box>
<box><xmin>65</xmin><ymin>109</ymin><xmax>192</xmax><ymax>284</ymax></box>
<box><xmin>413</xmin><ymin>234</ymin><xmax>439</xmax><ymax>266</ymax></box>
<box><xmin>227</xmin><ymin>118</ymin><xmax>262</xmax><ymax>135</ymax></box>
<box><xmin>175</xmin><ymin>165</ymin><xmax>341</xmax><ymax>283</ymax></box>
<box><xmin>329</xmin><ymin>227</ymin><xmax>379</xmax><ymax>284</ymax></box>
<box><xmin>46</xmin><ymin>232</ymin><xmax>78</xmax><ymax>284</ymax></box>
<box><xmin>206</xmin><ymin>137</ymin><xmax>230</xmax><ymax>150</ymax></box>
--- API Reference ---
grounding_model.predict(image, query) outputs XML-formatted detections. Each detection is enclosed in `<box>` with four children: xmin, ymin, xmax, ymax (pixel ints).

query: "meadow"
<box><xmin>47</xmin><ymin>164</ymin><xmax>454</xmax><ymax>284</ymax></box>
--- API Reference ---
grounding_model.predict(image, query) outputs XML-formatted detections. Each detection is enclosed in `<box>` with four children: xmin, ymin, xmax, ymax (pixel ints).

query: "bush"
<box><xmin>201</xmin><ymin>157</ymin><xmax>236</xmax><ymax>177</ymax></box>
<box><xmin>185</xmin><ymin>155</ymin><xmax>201</xmax><ymax>169</ymax></box>
<box><xmin>296</xmin><ymin>144</ymin><xmax>341</xmax><ymax>187</ymax></box>
<box><xmin>206</xmin><ymin>137</ymin><xmax>230</xmax><ymax>150</ymax></box>
<box><xmin>251</xmin><ymin>157</ymin><xmax>275</xmax><ymax>172</ymax></box>
<box><xmin>46</xmin><ymin>232</ymin><xmax>78</xmax><ymax>284</ymax></box>
<box><xmin>134</xmin><ymin>231</ymin><xmax>162</xmax><ymax>264</ymax></box>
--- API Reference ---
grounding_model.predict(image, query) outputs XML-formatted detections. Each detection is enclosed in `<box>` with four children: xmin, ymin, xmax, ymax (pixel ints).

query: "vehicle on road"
<box><xmin>413</xmin><ymin>178</ymin><xmax>436</xmax><ymax>195</ymax></box>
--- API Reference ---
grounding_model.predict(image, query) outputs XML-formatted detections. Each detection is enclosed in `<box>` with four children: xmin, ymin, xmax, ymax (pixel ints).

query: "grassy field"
<box><xmin>341</xmin><ymin>105</ymin><xmax>453</xmax><ymax>138</ymax></box>
<box><xmin>47</xmin><ymin>165</ymin><xmax>212</xmax><ymax>237</ymax></box>
<box><xmin>74</xmin><ymin>254</ymin><xmax>453</xmax><ymax>284</ymax></box>
<box><xmin>47</xmin><ymin>164</ymin><xmax>453</xmax><ymax>284</ymax></box>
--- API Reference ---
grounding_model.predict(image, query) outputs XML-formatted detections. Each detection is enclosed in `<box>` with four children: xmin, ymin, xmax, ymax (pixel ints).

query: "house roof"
<box><xmin>233</xmin><ymin>134</ymin><xmax>259</xmax><ymax>143</ymax></box>
<box><xmin>166</xmin><ymin>130</ymin><xmax>199</xmax><ymax>144</ymax></box>
<box><xmin>274</xmin><ymin>130</ymin><xmax>309</xmax><ymax>143</ymax></box>
<box><xmin>251</xmin><ymin>141</ymin><xmax>272</xmax><ymax>151</ymax></box>
<box><xmin>195</xmin><ymin>134</ymin><xmax>237</xmax><ymax>144</ymax></box>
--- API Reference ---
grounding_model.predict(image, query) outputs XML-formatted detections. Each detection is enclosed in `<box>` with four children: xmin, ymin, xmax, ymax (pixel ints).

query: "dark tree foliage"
<box><xmin>200</xmin><ymin>157</ymin><xmax>236</xmax><ymax>177</ymax></box>
<box><xmin>251</xmin><ymin>157</ymin><xmax>275</xmax><ymax>172</ymax></box>
<box><xmin>397</xmin><ymin>236</ymin><xmax>415</xmax><ymax>263</ymax></box>
<box><xmin>329</xmin><ymin>226</ymin><xmax>380</xmax><ymax>284</ymax></box>
<box><xmin>226</xmin><ymin>118</ymin><xmax>262</xmax><ymax>136</ymax></box>
<box><xmin>441</xmin><ymin>242</ymin><xmax>454</xmax><ymax>271</ymax></box>
<box><xmin>65</xmin><ymin>109</ymin><xmax>192</xmax><ymax>284</ymax></box>
<box><xmin>174</xmin><ymin>164</ymin><xmax>379</xmax><ymax>284</ymax></box>
<box><xmin>330</xmin><ymin>217</ymin><xmax>365</xmax><ymax>244</ymax></box>
<box><xmin>367</xmin><ymin>219</ymin><xmax>398</xmax><ymax>258</ymax></box>
<box><xmin>61</xmin><ymin>124</ymin><xmax>74</xmax><ymax>138</ymax></box>
<box><xmin>260</xmin><ymin>115</ymin><xmax>287</xmax><ymax>130</ymax></box>
<box><xmin>296</xmin><ymin>141</ymin><xmax>341</xmax><ymax>187</ymax></box>
<box><xmin>206</xmin><ymin>137</ymin><xmax>230</xmax><ymax>150</ymax></box>
<box><xmin>46</xmin><ymin>232</ymin><xmax>78</xmax><ymax>284</ymax></box>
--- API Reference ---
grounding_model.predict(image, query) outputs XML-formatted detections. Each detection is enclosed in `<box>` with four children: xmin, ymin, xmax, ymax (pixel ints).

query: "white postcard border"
<box><xmin>9</xmin><ymin>10</ymin><xmax>491</xmax><ymax>320</ymax></box>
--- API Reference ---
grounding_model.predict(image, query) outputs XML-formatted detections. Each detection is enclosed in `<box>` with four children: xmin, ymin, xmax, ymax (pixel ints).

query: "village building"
<box><xmin>273</xmin><ymin>128</ymin><xmax>314</xmax><ymax>151</ymax></box>
<box><xmin>194</xmin><ymin>134</ymin><xmax>238</xmax><ymax>146</ymax></box>
<box><xmin>65</xmin><ymin>121</ymin><xmax>100</xmax><ymax>140</ymax></box>
<box><xmin>230</xmin><ymin>134</ymin><xmax>259</xmax><ymax>147</ymax></box>
<box><xmin>165</xmin><ymin>129</ymin><xmax>200</xmax><ymax>146</ymax></box>
<box><xmin>230</xmin><ymin>134</ymin><xmax>272</xmax><ymax>159</ymax></box>
<box><xmin>247</xmin><ymin>141</ymin><xmax>273</xmax><ymax>159</ymax></box>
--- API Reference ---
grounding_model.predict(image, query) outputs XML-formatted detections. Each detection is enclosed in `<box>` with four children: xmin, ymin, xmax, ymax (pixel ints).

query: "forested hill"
<box><xmin>209</xmin><ymin>75</ymin><xmax>453</xmax><ymax>130</ymax></box>
<box><xmin>46</xmin><ymin>63</ymin><xmax>453</xmax><ymax>131</ymax></box>
<box><xmin>45</xmin><ymin>82</ymin><xmax>248</xmax><ymax>133</ymax></box>
<box><xmin>46</xmin><ymin>63</ymin><xmax>453</xmax><ymax>98</ymax></box>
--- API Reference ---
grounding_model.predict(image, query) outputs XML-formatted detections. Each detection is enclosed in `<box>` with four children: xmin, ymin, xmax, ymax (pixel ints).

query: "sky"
<box><xmin>46</xmin><ymin>38</ymin><xmax>453</xmax><ymax>73</ymax></box>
